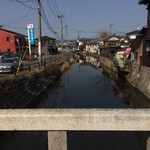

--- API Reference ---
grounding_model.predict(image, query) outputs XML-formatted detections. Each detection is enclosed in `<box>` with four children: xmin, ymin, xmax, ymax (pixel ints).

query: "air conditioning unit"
<box><xmin>139</xmin><ymin>0</ymin><xmax>149</xmax><ymax>5</ymax></box>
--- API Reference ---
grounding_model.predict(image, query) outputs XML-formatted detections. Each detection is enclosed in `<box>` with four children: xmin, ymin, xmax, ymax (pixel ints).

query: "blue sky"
<box><xmin>0</xmin><ymin>0</ymin><xmax>147</xmax><ymax>40</ymax></box>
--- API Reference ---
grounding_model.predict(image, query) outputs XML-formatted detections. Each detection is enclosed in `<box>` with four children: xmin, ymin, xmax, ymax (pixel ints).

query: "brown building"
<box><xmin>131</xmin><ymin>27</ymin><xmax>150</xmax><ymax>67</ymax></box>
<box><xmin>41</xmin><ymin>36</ymin><xmax>56</xmax><ymax>54</ymax></box>
<box><xmin>131</xmin><ymin>1</ymin><xmax>150</xmax><ymax>68</ymax></box>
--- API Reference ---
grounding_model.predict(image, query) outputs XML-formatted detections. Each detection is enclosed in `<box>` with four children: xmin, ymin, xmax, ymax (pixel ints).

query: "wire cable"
<box><xmin>50</xmin><ymin>0</ymin><xmax>60</xmax><ymax>16</ymax></box>
<box><xmin>40</xmin><ymin>3</ymin><xmax>61</xmax><ymax>40</ymax></box>
<box><xmin>54</xmin><ymin>0</ymin><xmax>61</xmax><ymax>15</ymax></box>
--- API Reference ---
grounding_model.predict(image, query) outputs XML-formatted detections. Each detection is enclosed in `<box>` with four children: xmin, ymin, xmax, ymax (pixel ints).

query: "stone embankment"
<box><xmin>84</xmin><ymin>52</ymin><xmax>150</xmax><ymax>99</ymax></box>
<box><xmin>98</xmin><ymin>55</ymin><xmax>117</xmax><ymax>72</ymax></box>
<box><xmin>0</xmin><ymin>57</ymin><xmax>75</xmax><ymax>108</ymax></box>
<box><xmin>127</xmin><ymin>61</ymin><xmax>150</xmax><ymax>99</ymax></box>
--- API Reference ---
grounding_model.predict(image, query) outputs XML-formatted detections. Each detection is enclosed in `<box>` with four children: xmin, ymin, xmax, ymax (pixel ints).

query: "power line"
<box><xmin>26</xmin><ymin>0</ymin><xmax>34</xmax><ymax>17</ymax></box>
<box><xmin>115</xmin><ymin>21</ymin><xmax>146</xmax><ymax>28</ymax></box>
<box><xmin>54</xmin><ymin>0</ymin><xmax>61</xmax><ymax>15</ymax></box>
<box><xmin>40</xmin><ymin>2</ymin><xmax>61</xmax><ymax>39</ymax></box>
<box><xmin>9</xmin><ymin>0</ymin><xmax>37</xmax><ymax>10</ymax></box>
<box><xmin>50</xmin><ymin>0</ymin><xmax>60</xmax><ymax>16</ymax></box>
<box><xmin>46</xmin><ymin>0</ymin><xmax>58</xmax><ymax>18</ymax></box>
<box><xmin>1</xmin><ymin>15</ymin><xmax>27</xmax><ymax>26</ymax></box>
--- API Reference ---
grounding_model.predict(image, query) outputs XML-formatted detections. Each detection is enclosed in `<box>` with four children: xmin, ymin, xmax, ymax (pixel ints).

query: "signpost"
<box><xmin>27</xmin><ymin>24</ymin><xmax>35</xmax><ymax>59</ymax></box>
<box><xmin>29</xmin><ymin>27</ymin><xmax>35</xmax><ymax>45</ymax></box>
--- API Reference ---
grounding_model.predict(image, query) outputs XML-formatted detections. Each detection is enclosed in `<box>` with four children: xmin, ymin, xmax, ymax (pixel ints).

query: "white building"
<box><xmin>86</xmin><ymin>43</ymin><xmax>99</xmax><ymax>54</ymax></box>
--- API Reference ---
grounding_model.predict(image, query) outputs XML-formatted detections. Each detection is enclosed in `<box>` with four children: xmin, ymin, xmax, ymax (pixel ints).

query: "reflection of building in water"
<box><xmin>86</xmin><ymin>56</ymin><xmax>101</xmax><ymax>68</ymax></box>
<box><xmin>86</xmin><ymin>42</ymin><xmax>100</xmax><ymax>54</ymax></box>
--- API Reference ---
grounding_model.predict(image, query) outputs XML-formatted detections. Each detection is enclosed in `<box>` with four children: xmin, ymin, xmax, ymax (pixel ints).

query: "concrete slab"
<box><xmin>0</xmin><ymin>109</ymin><xmax>150</xmax><ymax>131</ymax></box>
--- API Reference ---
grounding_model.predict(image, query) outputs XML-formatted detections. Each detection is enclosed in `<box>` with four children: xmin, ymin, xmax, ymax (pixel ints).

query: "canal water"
<box><xmin>0</xmin><ymin>55</ymin><xmax>150</xmax><ymax>150</ymax></box>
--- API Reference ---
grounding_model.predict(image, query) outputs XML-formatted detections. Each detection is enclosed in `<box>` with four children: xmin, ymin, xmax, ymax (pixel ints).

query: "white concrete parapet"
<box><xmin>0</xmin><ymin>109</ymin><xmax>150</xmax><ymax>131</ymax></box>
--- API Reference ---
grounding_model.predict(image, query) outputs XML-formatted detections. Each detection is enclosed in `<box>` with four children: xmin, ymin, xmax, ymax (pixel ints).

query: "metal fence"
<box><xmin>23</xmin><ymin>51</ymin><xmax>74</xmax><ymax>72</ymax></box>
<box><xmin>0</xmin><ymin>51</ymin><xmax>74</xmax><ymax>78</ymax></box>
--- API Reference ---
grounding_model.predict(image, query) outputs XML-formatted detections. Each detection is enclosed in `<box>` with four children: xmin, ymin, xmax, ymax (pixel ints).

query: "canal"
<box><xmin>0</xmin><ymin>55</ymin><xmax>150</xmax><ymax>150</ymax></box>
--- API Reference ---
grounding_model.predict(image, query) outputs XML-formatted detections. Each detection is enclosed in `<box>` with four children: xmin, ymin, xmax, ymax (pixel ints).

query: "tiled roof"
<box><xmin>41</xmin><ymin>36</ymin><xmax>56</xmax><ymax>41</ymax></box>
<box><xmin>126</xmin><ymin>30</ymin><xmax>141</xmax><ymax>36</ymax></box>
<box><xmin>0</xmin><ymin>28</ymin><xmax>26</xmax><ymax>36</ymax></box>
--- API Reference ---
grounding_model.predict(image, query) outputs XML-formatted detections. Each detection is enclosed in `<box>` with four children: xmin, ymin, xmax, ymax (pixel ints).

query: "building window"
<box><xmin>134</xmin><ymin>52</ymin><xmax>138</xmax><ymax>61</ymax></box>
<box><xmin>6</xmin><ymin>37</ymin><xmax>9</xmax><ymax>41</ymax></box>
<box><xmin>146</xmin><ymin>40</ymin><xmax>150</xmax><ymax>51</ymax></box>
<box><xmin>16</xmin><ymin>48</ymin><xmax>19</xmax><ymax>54</ymax></box>
<box><xmin>7</xmin><ymin>49</ymin><xmax>10</xmax><ymax>52</ymax></box>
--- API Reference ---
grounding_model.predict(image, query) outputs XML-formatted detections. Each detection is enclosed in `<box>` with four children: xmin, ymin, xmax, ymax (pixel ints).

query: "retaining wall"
<box><xmin>127</xmin><ymin>61</ymin><xmax>150</xmax><ymax>99</ymax></box>
<box><xmin>0</xmin><ymin>57</ymin><xmax>75</xmax><ymax>108</ymax></box>
<box><xmin>99</xmin><ymin>56</ymin><xmax>117</xmax><ymax>72</ymax></box>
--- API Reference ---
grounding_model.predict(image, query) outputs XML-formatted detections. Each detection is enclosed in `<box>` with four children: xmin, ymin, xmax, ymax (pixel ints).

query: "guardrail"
<box><xmin>23</xmin><ymin>51</ymin><xmax>74</xmax><ymax>72</ymax></box>
<box><xmin>0</xmin><ymin>109</ymin><xmax>150</xmax><ymax>150</ymax></box>
<box><xmin>0</xmin><ymin>51</ymin><xmax>74</xmax><ymax>78</ymax></box>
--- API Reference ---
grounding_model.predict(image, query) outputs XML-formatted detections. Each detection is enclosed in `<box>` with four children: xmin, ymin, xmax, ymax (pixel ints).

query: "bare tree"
<box><xmin>100</xmin><ymin>29</ymin><xmax>109</xmax><ymax>39</ymax></box>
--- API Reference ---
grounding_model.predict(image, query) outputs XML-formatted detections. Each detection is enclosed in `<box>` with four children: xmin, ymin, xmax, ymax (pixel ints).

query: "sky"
<box><xmin>0</xmin><ymin>0</ymin><xmax>147</xmax><ymax>40</ymax></box>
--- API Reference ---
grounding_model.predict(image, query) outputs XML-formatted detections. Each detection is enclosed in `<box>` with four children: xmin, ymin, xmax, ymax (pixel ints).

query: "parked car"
<box><xmin>0</xmin><ymin>58</ymin><xmax>23</xmax><ymax>73</ymax></box>
<box><xmin>2</xmin><ymin>54</ymin><xmax>11</xmax><ymax>58</ymax></box>
<box><xmin>0</xmin><ymin>54</ymin><xmax>11</xmax><ymax>62</ymax></box>
<box><xmin>14</xmin><ymin>54</ymin><xmax>22</xmax><ymax>59</ymax></box>
<box><xmin>47</xmin><ymin>46</ymin><xmax>58</xmax><ymax>55</ymax></box>
<box><xmin>31</xmin><ymin>52</ymin><xmax>38</xmax><ymax>58</ymax></box>
<box><xmin>0</xmin><ymin>55</ymin><xmax>4</xmax><ymax>62</ymax></box>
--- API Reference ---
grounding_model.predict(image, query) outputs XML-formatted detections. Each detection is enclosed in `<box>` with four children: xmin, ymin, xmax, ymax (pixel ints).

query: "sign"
<box><xmin>29</xmin><ymin>28</ymin><xmax>35</xmax><ymax>45</ymax></box>
<box><xmin>28</xmin><ymin>24</ymin><xmax>33</xmax><ymax>28</ymax></box>
<box><xmin>27</xmin><ymin>24</ymin><xmax>35</xmax><ymax>45</ymax></box>
<box><xmin>38</xmin><ymin>42</ymin><xmax>41</xmax><ymax>56</ymax></box>
<box><xmin>124</xmin><ymin>47</ymin><xmax>132</xmax><ymax>55</ymax></box>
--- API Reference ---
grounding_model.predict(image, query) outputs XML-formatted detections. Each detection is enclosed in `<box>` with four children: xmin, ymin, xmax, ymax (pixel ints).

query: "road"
<box><xmin>0</xmin><ymin>50</ymin><xmax>70</xmax><ymax>79</ymax></box>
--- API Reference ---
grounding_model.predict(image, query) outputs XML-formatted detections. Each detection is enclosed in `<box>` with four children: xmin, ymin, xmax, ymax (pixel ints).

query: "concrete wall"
<box><xmin>127</xmin><ymin>61</ymin><xmax>150</xmax><ymax>99</ymax></box>
<box><xmin>0</xmin><ymin>109</ymin><xmax>150</xmax><ymax>131</ymax></box>
<box><xmin>99</xmin><ymin>55</ymin><xmax>117</xmax><ymax>72</ymax></box>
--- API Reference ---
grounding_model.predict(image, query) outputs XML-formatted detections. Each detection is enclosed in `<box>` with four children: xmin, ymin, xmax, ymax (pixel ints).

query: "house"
<box><xmin>126</xmin><ymin>30</ymin><xmax>141</xmax><ymax>41</ymax></box>
<box><xmin>103</xmin><ymin>35</ymin><xmax>125</xmax><ymax>48</ymax></box>
<box><xmin>131</xmin><ymin>26</ymin><xmax>150</xmax><ymax>67</ymax></box>
<box><xmin>86</xmin><ymin>42</ymin><xmax>99</xmax><ymax>54</ymax></box>
<box><xmin>41</xmin><ymin>36</ymin><xmax>56</xmax><ymax>54</ymax></box>
<box><xmin>0</xmin><ymin>28</ymin><xmax>27</xmax><ymax>55</ymax></box>
<box><xmin>120</xmin><ymin>30</ymin><xmax>141</xmax><ymax>48</ymax></box>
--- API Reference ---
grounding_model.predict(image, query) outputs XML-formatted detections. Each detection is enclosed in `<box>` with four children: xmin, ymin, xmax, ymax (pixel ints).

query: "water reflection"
<box><xmin>1</xmin><ymin>55</ymin><xmax>150</xmax><ymax>150</ymax></box>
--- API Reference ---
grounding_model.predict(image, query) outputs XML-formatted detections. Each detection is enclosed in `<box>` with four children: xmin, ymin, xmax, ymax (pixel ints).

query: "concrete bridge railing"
<box><xmin>0</xmin><ymin>109</ymin><xmax>150</xmax><ymax>150</ymax></box>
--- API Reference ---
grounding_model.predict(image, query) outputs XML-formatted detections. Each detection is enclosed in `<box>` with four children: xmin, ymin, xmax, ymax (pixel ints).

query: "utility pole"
<box><xmin>38</xmin><ymin>0</ymin><xmax>42</xmax><ymax>67</ymax></box>
<box><xmin>58</xmin><ymin>15</ymin><xmax>64</xmax><ymax>62</ymax></box>
<box><xmin>110</xmin><ymin>24</ymin><xmax>115</xmax><ymax>36</ymax></box>
<box><xmin>65</xmin><ymin>25</ymin><xmax>68</xmax><ymax>46</ymax></box>
<box><xmin>27</xmin><ymin>25</ymin><xmax>31</xmax><ymax>59</ymax></box>
<box><xmin>77</xmin><ymin>30</ymin><xmax>80</xmax><ymax>41</ymax></box>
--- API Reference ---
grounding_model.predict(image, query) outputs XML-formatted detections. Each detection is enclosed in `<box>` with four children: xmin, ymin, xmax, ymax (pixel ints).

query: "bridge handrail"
<box><xmin>0</xmin><ymin>109</ymin><xmax>150</xmax><ymax>131</ymax></box>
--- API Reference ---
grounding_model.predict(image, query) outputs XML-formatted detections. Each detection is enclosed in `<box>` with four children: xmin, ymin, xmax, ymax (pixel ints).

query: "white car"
<box><xmin>0</xmin><ymin>58</ymin><xmax>23</xmax><ymax>73</ymax></box>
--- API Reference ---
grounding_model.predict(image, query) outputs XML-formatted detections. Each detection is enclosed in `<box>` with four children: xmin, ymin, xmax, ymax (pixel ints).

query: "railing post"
<box><xmin>47</xmin><ymin>131</ymin><xmax>67</xmax><ymax>150</ymax></box>
<box><xmin>44</xmin><ymin>59</ymin><xmax>46</xmax><ymax>68</ymax></box>
<box><xmin>147</xmin><ymin>136</ymin><xmax>150</xmax><ymax>150</ymax></box>
<box><xmin>28</xmin><ymin>65</ymin><xmax>31</xmax><ymax>72</ymax></box>
<box><xmin>38</xmin><ymin>63</ymin><xmax>42</xmax><ymax>70</ymax></box>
